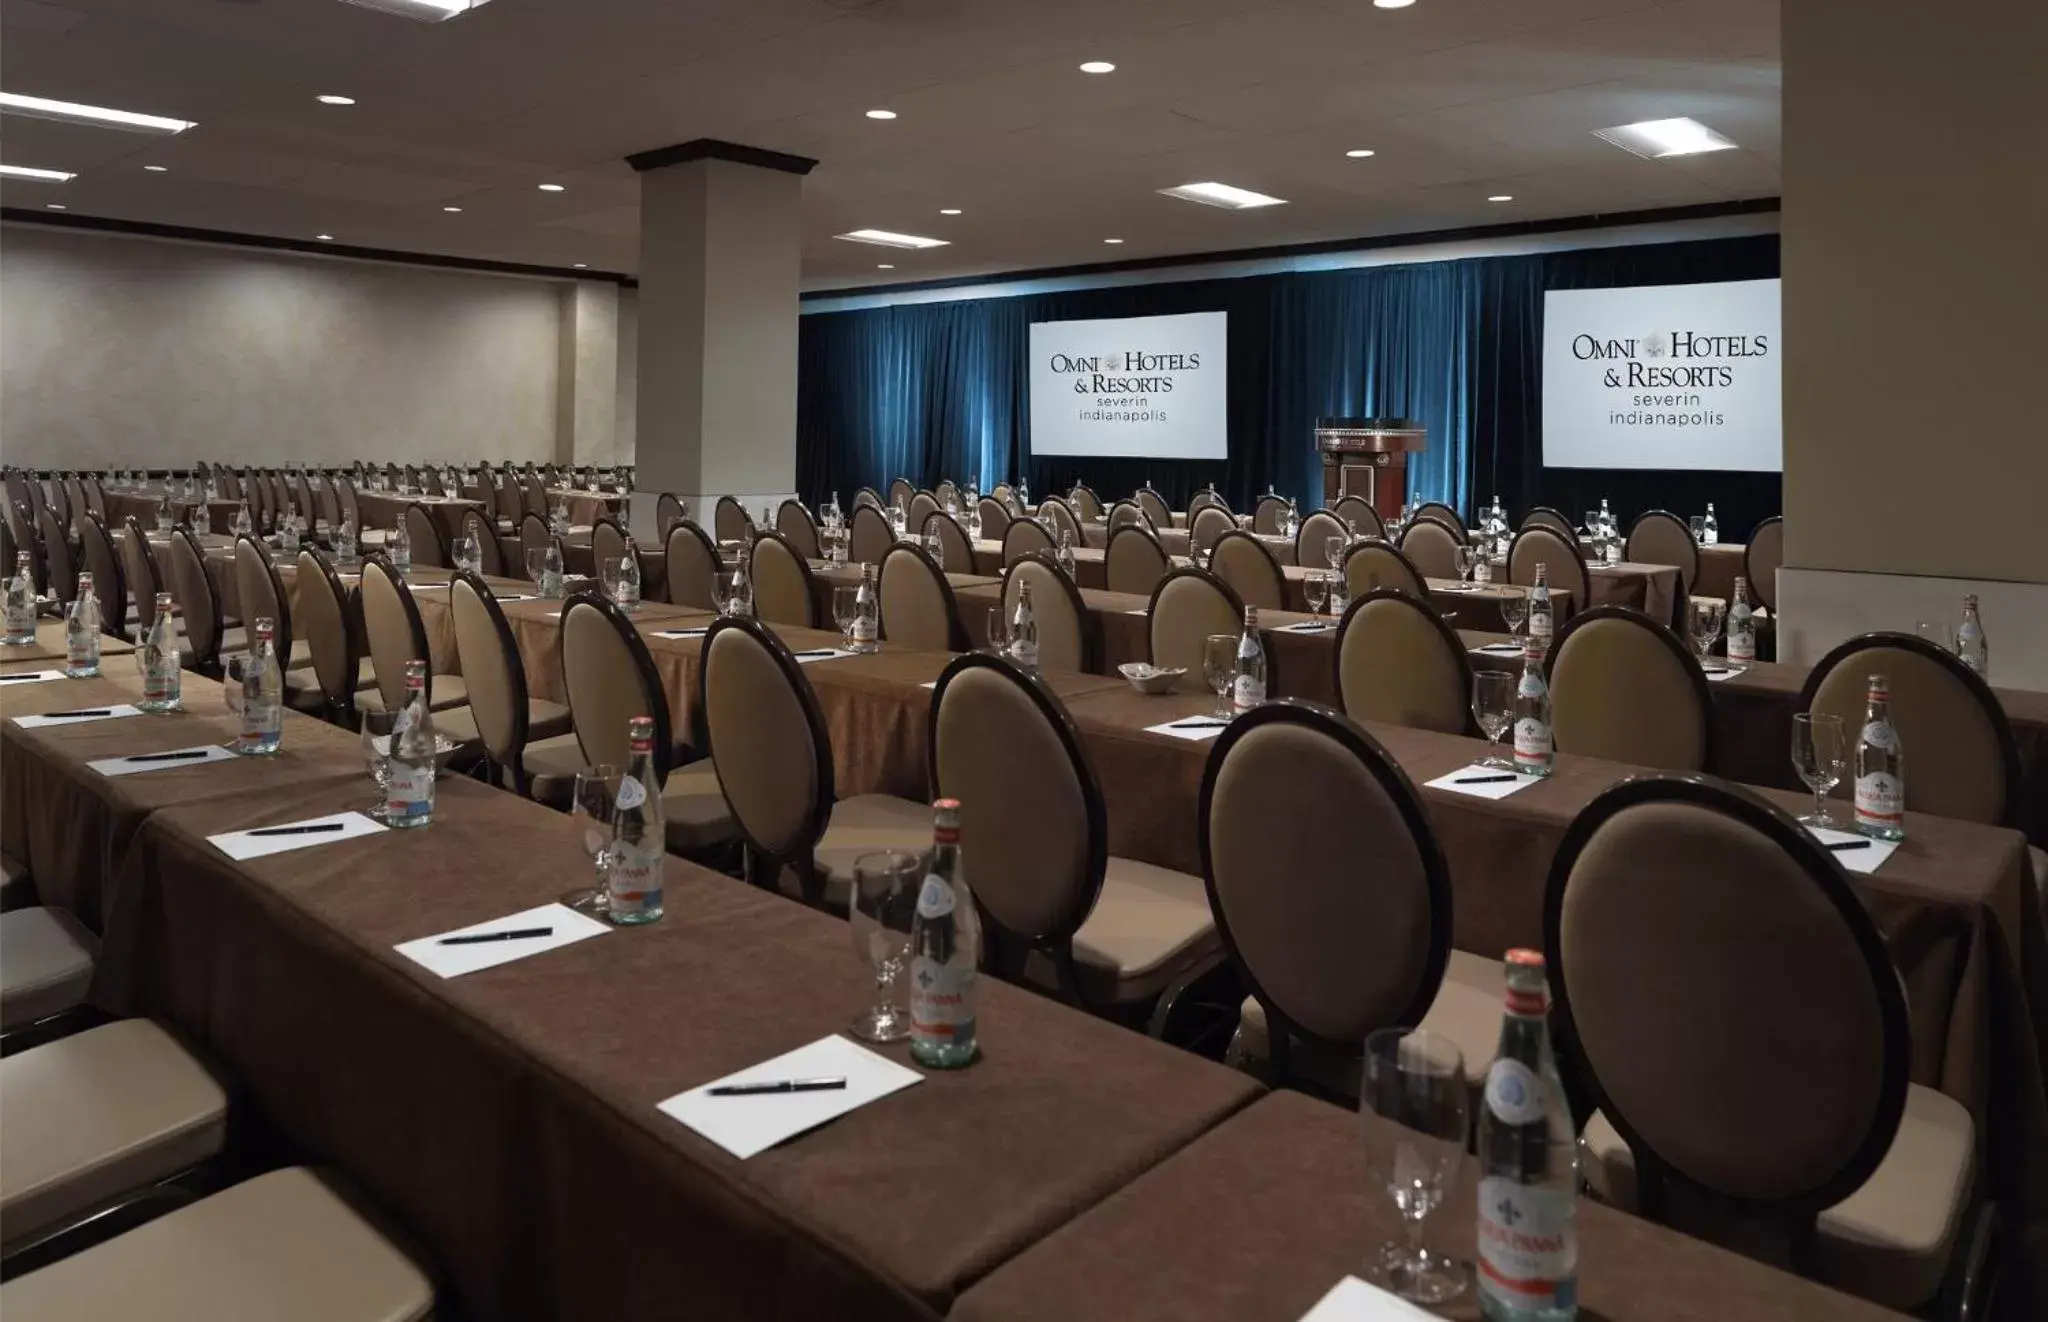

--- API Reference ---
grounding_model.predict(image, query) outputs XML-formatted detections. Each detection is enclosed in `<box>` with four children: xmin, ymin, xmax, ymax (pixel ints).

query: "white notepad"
<box><xmin>659</xmin><ymin>1035</ymin><xmax>923</xmax><ymax>1160</ymax></box>
<box><xmin>654</xmin><ymin>627</ymin><xmax>710</xmax><ymax>640</ymax></box>
<box><xmin>393</xmin><ymin>902</ymin><xmax>611</xmax><ymax>979</ymax></box>
<box><xmin>12</xmin><ymin>704</ymin><xmax>145</xmax><ymax>729</ymax></box>
<box><xmin>1123</xmin><ymin>607</ymin><xmax>1151</xmax><ymax>616</ymax></box>
<box><xmin>1146</xmin><ymin>716</ymin><xmax>1230</xmax><ymax>741</ymax></box>
<box><xmin>1700</xmin><ymin>665</ymin><xmax>1745</xmax><ymax>683</ymax></box>
<box><xmin>493</xmin><ymin>593</ymin><xmax>536</xmax><ymax>603</ymax></box>
<box><xmin>208</xmin><ymin>811</ymin><xmax>389</xmax><ymax>861</ymax></box>
<box><xmin>1279</xmin><ymin>621</ymin><xmax>1337</xmax><ymax>633</ymax></box>
<box><xmin>0</xmin><ymin>669</ymin><xmax>68</xmax><ymax>686</ymax></box>
<box><xmin>790</xmin><ymin>648</ymin><xmax>855</xmax><ymax>664</ymax></box>
<box><xmin>88</xmin><ymin>744</ymin><xmax>238</xmax><ymax>778</ymax></box>
<box><xmin>1298</xmin><ymin>1276</ymin><xmax>1438</xmax><ymax>1321</ymax></box>
<box><xmin>1472</xmin><ymin>641</ymin><xmax>1525</xmax><ymax>656</ymax></box>
<box><xmin>1425</xmin><ymin>762</ymin><xmax>1543</xmax><ymax>800</ymax></box>
<box><xmin>1805</xmin><ymin>824</ymin><xmax>1900</xmax><ymax>874</ymax></box>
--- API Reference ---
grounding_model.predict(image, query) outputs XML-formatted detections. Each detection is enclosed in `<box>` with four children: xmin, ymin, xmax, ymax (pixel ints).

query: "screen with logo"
<box><xmin>1541</xmin><ymin>279</ymin><xmax>1781</xmax><ymax>471</ymax></box>
<box><xmin>1028</xmin><ymin>311</ymin><xmax>1228</xmax><ymax>460</ymax></box>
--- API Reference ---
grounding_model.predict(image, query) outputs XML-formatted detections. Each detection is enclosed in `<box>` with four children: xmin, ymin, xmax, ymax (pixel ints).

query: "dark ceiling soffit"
<box><xmin>626</xmin><ymin>139</ymin><xmax>819</xmax><ymax>176</ymax></box>
<box><xmin>802</xmin><ymin>197</ymin><xmax>1783</xmax><ymax>302</ymax></box>
<box><xmin>0</xmin><ymin>207</ymin><xmax>636</xmax><ymax>285</ymax></box>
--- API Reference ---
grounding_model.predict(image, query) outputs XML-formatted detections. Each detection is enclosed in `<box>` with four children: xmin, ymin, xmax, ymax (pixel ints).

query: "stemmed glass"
<box><xmin>1325</xmin><ymin>535</ymin><xmax>1348</xmax><ymax>573</ymax></box>
<box><xmin>359</xmin><ymin>709</ymin><xmax>399</xmax><ymax>821</ymax></box>
<box><xmin>1499</xmin><ymin>589</ymin><xmax>1527</xmax><ymax>642</ymax></box>
<box><xmin>1792</xmin><ymin>712</ymin><xmax>1846</xmax><ymax>827</ymax></box>
<box><xmin>833</xmin><ymin>585</ymin><xmax>860</xmax><ymax>647</ymax></box>
<box><xmin>452</xmin><ymin>531</ymin><xmax>480</xmax><ymax>575</ymax></box>
<box><xmin>1360</xmin><ymin>1027</ymin><xmax>1470</xmax><ymax>1305</ymax></box>
<box><xmin>985</xmin><ymin>607</ymin><xmax>1010</xmax><ymax>656</ymax></box>
<box><xmin>1688</xmin><ymin>598</ymin><xmax>1726</xmax><ymax>665</ymax></box>
<box><xmin>849</xmin><ymin>851</ymin><xmax>918</xmax><ymax>1042</ymax></box>
<box><xmin>561</xmin><ymin>765</ymin><xmax>621</xmax><ymax>913</ymax></box>
<box><xmin>525</xmin><ymin>546</ymin><xmax>548</xmax><ymax>594</ymax></box>
<box><xmin>1453</xmin><ymin>545</ymin><xmax>1475</xmax><ymax>591</ymax></box>
<box><xmin>1203</xmin><ymin>633</ymin><xmax>1238</xmax><ymax>719</ymax></box>
<box><xmin>1471</xmin><ymin>671</ymin><xmax>1515</xmax><ymax>768</ymax></box>
<box><xmin>1304</xmin><ymin>571</ymin><xmax>1330</xmax><ymax>617</ymax></box>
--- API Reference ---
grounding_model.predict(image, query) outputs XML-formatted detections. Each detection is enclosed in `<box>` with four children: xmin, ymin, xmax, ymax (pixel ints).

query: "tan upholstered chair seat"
<box><xmin>809</xmin><ymin>793</ymin><xmax>933</xmax><ymax>902</ymax></box>
<box><xmin>359</xmin><ymin>674</ymin><xmax>472</xmax><ymax>715</ymax></box>
<box><xmin>0</xmin><ymin>907</ymin><xmax>97</xmax><ymax>1030</ymax></box>
<box><xmin>430</xmin><ymin>698</ymin><xmax>570</xmax><ymax>754</ymax></box>
<box><xmin>1581</xmin><ymin>1082</ymin><xmax>1974</xmax><ymax>1310</ymax></box>
<box><xmin>0</xmin><ymin>1166</ymin><xmax>435</xmax><ymax>1322</ymax></box>
<box><xmin>1059</xmin><ymin>856</ymin><xmax>1221</xmax><ymax>1004</ymax></box>
<box><xmin>0</xmin><ymin>1020</ymin><xmax>228</xmax><ymax>1247</ymax></box>
<box><xmin>1231</xmin><ymin>948</ymin><xmax>1505</xmax><ymax>1094</ymax></box>
<box><xmin>658</xmin><ymin>763</ymin><xmax>738</xmax><ymax>853</ymax></box>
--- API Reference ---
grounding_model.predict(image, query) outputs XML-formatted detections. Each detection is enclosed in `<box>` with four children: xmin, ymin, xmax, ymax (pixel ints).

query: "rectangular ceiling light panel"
<box><xmin>834</xmin><ymin>229</ymin><xmax>950</xmax><ymax>249</ymax></box>
<box><xmin>0</xmin><ymin>164</ymin><xmax>76</xmax><ymax>181</ymax></box>
<box><xmin>0</xmin><ymin>91</ymin><xmax>194</xmax><ymax>134</ymax></box>
<box><xmin>1593</xmin><ymin>117</ymin><xmax>1737</xmax><ymax>159</ymax></box>
<box><xmin>338</xmin><ymin>0</ymin><xmax>495</xmax><ymax>20</ymax></box>
<box><xmin>1157</xmin><ymin>181</ymin><xmax>1288</xmax><ymax>210</ymax></box>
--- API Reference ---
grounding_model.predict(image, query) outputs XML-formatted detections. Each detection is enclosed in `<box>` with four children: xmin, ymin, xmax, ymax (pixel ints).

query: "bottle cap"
<box><xmin>404</xmin><ymin>658</ymin><xmax>427</xmax><ymax>685</ymax></box>
<box><xmin>1503</xmin><ymin>948</ymin><xmax>1548</xmax><ymax>1014</ymax></box>
<box><xmin>627</xmin><ymin>714</ymin><xmax>654</xmax><ymax>750</ymax></box>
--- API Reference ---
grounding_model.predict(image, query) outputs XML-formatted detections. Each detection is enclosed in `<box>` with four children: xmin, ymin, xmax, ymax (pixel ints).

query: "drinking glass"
<box><xmin>1453</xmin><ymin>545</ymin><xmax>1475</xmax><ymax>589</ymax></box>
<box><xmin>1304</xmin><ymin>571</ymin><xmax>1330</xmax><ymax>616</ymax></box>
<box><xmin>1327</xmin><ymin>571</ymin><xmax>1350</xmax><ymax>619</ymax></box>
<box><xmin>1360</xmin><ymin>1027</ymin><xmax>1470</xmax><ymax>1305</ymax></box>
<box><xmin>525</xmin><ymin>546</ymin><xmax>548</xmax><ymax>592</ymax></box>
<box><xmin>1499</xmin><ymin>589</ymin><xmax>1528</xmax><ymax>639</ymax></box>
<box><xmin>1325</xmin><ymin>535</ymin><xmax>1348</xmax><ymax>572</ymax></box>
<box><xmin>1688</xmin><ymin>598</ymin><xmax>1725</xmax><ymax>664</ymax></box>
<box><xmin>560</xmin><ymin>765</ymin><xmax>620</xmax><ymax>913</ymax></box>
<box><xmin>923</xmin><ymin>530</ymin><xmax>945</xmax><ymax>569</ymax></box>
<box><xmin>1915</xmin><ymin>620</ymin><xmax>1954</xmax><ymax>652</ymax></box>
<box><xmin>849</xmin><ymin>851</ymin><xmax>918</xmax><ymax>1042</ymax></box>
<box><xmin>1792</xmin><ymin>712</ymin><xmax>1846</xmax><ymax>827</ymax></box>
<box><xmin>1471</xmin><ymin>671</ymin><xmax>1515</xmax><ymax>768</ymax></box>
<box><xmin>833</xmin><ymin>585</ymin><xmax>860</xmax><ymax>646</ymax></box>
<box><xmin>359</xmin><ymin>709</ymin><xmax>399</xmax><ymax>821</ymax></box>
<box><xmin>599</xmin><ymin>557</ymin><xmax>622</xmax><ymax>604</ymax></box>
<box><xmin>985</xmin><ymin>607</ymin><xmax>1010</xmax><ymax>655</ymax></box>
<box><xmin>1688</xmin><ymin>515</ymin><xmax>1706</xmax><ymax>545</ymax></box>
<box><xmin>1203</xmin><ymin>633</ymin><xmax>1238</xmax><ymax>718</ymax></box>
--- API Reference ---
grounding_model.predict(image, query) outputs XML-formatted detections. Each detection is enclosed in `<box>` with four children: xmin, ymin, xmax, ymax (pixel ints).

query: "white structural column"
<box><xmin>1779</xmin><ymin>0</ymin><xmax>2048</xmax><ymax>685</ymax></box>
<box><xmin>626</xmin><ymin>140</ymin><xmax>815</xmax><ymax>530</ymax></box>
<box><xmin>556</xmin><ymin>279</ymin><xmax>621</xmax><ymax>466</ymax></box>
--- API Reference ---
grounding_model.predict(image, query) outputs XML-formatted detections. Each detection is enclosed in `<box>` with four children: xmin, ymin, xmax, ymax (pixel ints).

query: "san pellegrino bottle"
<box><xmin>1514</xmin><ymin>638</ymin><xmax>1554</xmax><ymax>777</ymax></box>
<box><xmin>1009</xmin><ymin>582</ymin><xmax>1039</xmax><ymax>674</ymax></box>
<box><xmin>1477</xmin><ymin>948</ymin><xmax>1579</xmax><ymax>1322</ymax></box>
<box><xmin>389</xmin><ymin>516</ymin><xmax>412</xmax><ymax>574</ymax></box>
<box><xmin>1956</xmin><ymin>594</ymin><xmax>1988</xmax><ymax>678</ymax></box>
<box><xmin>238</xmin><ymin>618</ymin><xmax>284</xmax><ymax>755</ymax></box>
<box><xmin>386</xmin><ymin>660</ymin><xmax>438</xmax><ymax>828</ymax></box>
<box><xmin>139</xmin><ymin>593</ymin><xmax>182</xmax><ymax>713</ymax></box>
<box><xmin>1702</xmin><ymin>502</ymin><xmax>1719</xmax><ymax>545</ymax></box>
<box><xmin>1527</xmin><ymin>564</ymin><xmax>1553</xmax><ymax>656</ymax></box>
<box><xmin>1854</xmin><ymin>675</ymin><xmax>1906</xmax><ymax>840</ymax></box>
<box><xmin>909</xmin><ymin>798</ymin><xmax>979</xmax><ymax>1068</ymax></box>
<box><xmin>616</xmin><ymin>546</ymin><xmax>641</xmax><ymax>612</ymax></box>
<box><xmin>1233</xmin><ymin>605</ymin><xmax>1267</xmax><ymax>715</ymax></box>
<box><xmin>850</xmin><ymin>563</ymin><xmax>880</xmax><ymax>653</ymax></box>
<box><xmin>729</xmin><ymin>545</ymin><xmax>755</xmax><ymax>618</ymax></box>
<box><xmin>1726</xmin><ymin>576</ymin><xmax>1755</xmax><ymax>664</ymax></box>
<box><xmin>65</xmin><ymin>572</ymin><xmax>102</xmax><ymax>678</ymax></box>
<box><xmin>607</xmin><ymin>716</ymin><xmax>666</xmax><ymax>925</ymax></box>
<box><xmin>3</xmin><ymin>552</ymin><xmax>36</xmax><ymax>646</ymax></box>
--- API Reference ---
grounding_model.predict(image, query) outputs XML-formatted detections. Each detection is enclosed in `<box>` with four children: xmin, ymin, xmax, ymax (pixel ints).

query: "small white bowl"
<box><xmin>1119</xmin><ymin>662</ymin><xmax>1185</xmax><ymax>695</ymax></box>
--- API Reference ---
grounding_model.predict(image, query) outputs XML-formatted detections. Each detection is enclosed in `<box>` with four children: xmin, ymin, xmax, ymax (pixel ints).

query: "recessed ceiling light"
<box><xmin>877</xmin><ymin>263</ymin><xmax>895</xmax><ymax>270</ymax></box>
<box><xmin>336</xmin><ymin>0</ymin><xmax>494</xmax><ymax>21</ymax></box>
<box><xmin>939</xmin><ymin>208</ymin><xmax>962</xmax><ymax>216</ymax></box>
<box><xmin>143</xmin><ymin>164</ymin><xmax>168</xmax><ymax>172</ymax></box>
<box><xmin>1158</xmin><ymin>181</ymin><xmax>1287</xmax><ymax>210</ymax></box>
<box><xmin>442</xmin><ymin>205</ymin><xmax>462</xmax><ymax>212</ymax></box>
<box><xmin>864</xmin><ymin>109</ymin><xmax>897</xmax><ymax>120</ymax></box>
<box><xmin>537</xmin><ymin>183</ymin><xmax>565</xmax><ymax>192</ymax></box>
<box><xmin>316</xmin><ymin>94</ymin><xmax>357</xmax><ymax>106</ymax></box>
<box><xmin>1079</xmin><ymin>61</ymin><xmax>1116</xmax><ymax>74</ymax></box>
<box><xmin>1594</xmin><ymin>116</ymin><xmax>1738</xmax><ymax>159</ymax></box>
<box><xmin>1345</xmin><ymin>149</ymin><xmax>1376</xmax><ymax>159</ymax></box>
<box><xmin>1488</xmin><ymin>194</ymin><xmax>1514</xmax><ymax>202</ymax></box>
<box><xmin>572</xmin><ymin>263</ymin><xmax>587</xmax><ymax>269</ymax></box>
<box><xmin>45</xmin><ymin>203</ymin><xmax>65</xmax><ymax>210</ymax></box>
<box><xmin>317</xmin><ymin>233</ymin><xmax>335</xmax><ymax>241</ymax></box>
<box><xmin>1103</xmin><ymin>238</ymin><xmax>1124</xmax><ymax>244</ymax></box>
<box><xmin>0</xmin><ymin>164</ymin><xmax>76</xmax><ymax>182</ymax></box>
<box><xmin>0</xmin><ymin>92</ymin><xmax>193</xmax><ymax>135</ymax></box>
<box><xmin>834</xmin><ymin>228</ymin><xmax>949</xmax><ymax>250</ymax></box>
<box><xmin>1373</xmin><ymin>0</ymin><xmax>1416</xmax><ymax>8</ymax></box>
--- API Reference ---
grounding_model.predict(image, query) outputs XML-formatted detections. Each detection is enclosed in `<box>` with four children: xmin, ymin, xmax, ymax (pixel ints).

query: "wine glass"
<box><xmin>1360</xmin><ymin>1027</ymin><xmax>1470</xmax><ymax>1305</ymax></box>
<box><xmin>1792</xmin><ymin>712</ymin><xmax>1845</xmax><ymax>827</ymax></box>
<box><xmin>561</xmin><ymin>765</ymin><xmax>621</xmax><ymax>913</ymax></box>
<box><xmin>1499</xmin><ymin>589</ymin><xmax>1527</xmax><ymax>641</ymax></box>
<box><xmin>1453</xmin><ymin>545</ymin><xmax>1476</xmax><ymax>590</ymax></box>
<box><xmin>359</xmin><ymin>709</ymin><xmax>399</xmax><ymax>821</ymax></box>
<box><xmin>1303</xmin><ymin>571</ymin><xmax>1330</xmax><ymax>617</ymax></box>
<box><xmin>1203</xmin><ymin>633</ymin><xmax>1238</xmax><ymax>719</ymax></box>
<box><xmin>599</xmin><ymin>557</ymin><xmax>622</xmax><ymax>604</ymax></box>
<box><xmin>1325</xmin><ymin>534</ymin><xmax>1348</xmax><ymax>572</ymax></box>
<box><xmin>833</xmin><ymin>585</ymin><xmax>860</xmax><ymax>647</ymax></box>
<box><xmin>1688</xmin><ymin>598</ymin><xmax>1725</xmax><ymax>664</ymax></box>
<box><xmin>849</xmin><ymin>851</ymin><xmax>918</xmax><ymax>1042</ymax></box>
<box><xmin>985</xmin><ymin>606</ymin><xmax>1010</xmax><ymax>656</ymax></box>
<box><xmin>1471</xmin><ymin>671</ymin><xmax>1515</xmax><ymax>768</ymax></box>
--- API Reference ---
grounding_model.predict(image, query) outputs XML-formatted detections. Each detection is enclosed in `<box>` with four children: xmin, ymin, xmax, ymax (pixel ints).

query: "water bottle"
<box><xmin>909</xmin><ymin>798</ymin><xmax>979</xmax><ymax>1068</ymax></box>
<box><xmin>617</xmin><ymin>547</ymin><xmax>641</xmax><ymax>612</ymax></box>
<box><xmin>389</xmin><ymin>517</ymin><xmax>412</xmax><ymax>574</ymax></box>
<box><xmin>1955</xmin><ymin>594</ymin><xmax>1988</xmax><ymax>678</ymax></box>
<box><xmin>238</xmin><ymin>619</ymin><xmax>284</xmax><ymax>755</ymax></box>
<box><xmin>1726</xmin><ymin>577</ymin><xmax>1755</xmax><ymax>664</ymax></box>
<box><xmin>1477</xmin><ymin>949</ymin><xmax>1579</xmax><ymax>1321</ymax></box>
<box><xmin>1527</xmin><ymin>565</ymin><xmax>1553</xmax><ymax>657</ymax></box>
<box><xmin>3</xmin><ymin>553</ymin><xmax>37</xmax><ymax>646</ymax></box>
<box><xmin>1055</xmin><ymin>527</ymin><xmax>1077</xmax><ymax>579</ymax></box>
<box><xmin>1513</xmin><ymin>638</ymin><xmax>1553</xmax><ymax>778</ymax></box>
<box><xmin>1009</xmin><ymin>583</ymin><xmax>1039</xmax><ymax>675</ymax></box>
<box><xmin>1232</xmin><ymin>606</ymin><xmax>1266</xmax><ymax>715</ymax></box>
<box><xmin>386</xmin><ymin>660</ymin><xmax>438</xmax><ymax>828</ymax></box>
<box><xmin>138</xmin><ymin>593</ymin><xmax>182</xmax><ymax>713</ymax></box>
<box><xmin>65</xmin><ymin>572</ymin><xmax>102</xmax><ymax>678</ymax></box>
<box><xmin>850</xmin><ymin>564</ymin><xmax>879</xmax><ymax>653</ymax></box>
<box><xmin>540</xmin><ymin>543</ymin><xmax>565</xmax><ymax>599</ymax></box>
<box><xmin>1702</xmin><ymin>502</ymin><xmax>1719</xmax><ymax>545</ymax></box>
<box><xmin>607</xmin><ymin>716</ymin><xmax>666</xmax><ymax>925</ymax></box>
<box><xmin>1854</xmin><ymin>675</ymin><xmax>1906</xmax><ymax>840</ymax></box>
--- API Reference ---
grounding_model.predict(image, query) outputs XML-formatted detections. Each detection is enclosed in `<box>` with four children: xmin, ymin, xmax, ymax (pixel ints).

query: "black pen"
<box><xmin>1824</xmin><ymin>839</ymin><xmax>1872</xmax><ymax>852</ymax></box>
<box><xmin>791</xmin><ymin>649</ymin><xmax>842</xmax><ymax>659</ymax></box>
<box><xmin>438</xmin><ymin>926</ymin><xmax>555</xmax><ymax>946</ymax></box>
<box><xmin>42</xmin><ymin>708</ymin><xmax>113</xmax><ymax>719</ymax></box>
<box><xmin>0</xmin><ymin>672</ymin><xmax>50</xmax><ymax>681</ymax></box>
<box><xmin>1454</xmin><ymin>773</ymin><xmax>1518</xmax><ymax>784</ymax></box>
<box><xmin>247</xmin><ymin>821</ymin><xmax>347</xmax><ymax>837</ymax></box>
<box><xmin>1169</xmin><ymin>717</ymin><xmax>1229</xmax><ymax>729</ymax></box>
<box><xmin>123</xmin><ymin>749</ymin><xmax>212</xmax><ymax>763</ymax></box>
<box><xmin>707</xmin><ymin>1077</ymin><xmax>847</xmax><ymax>1097</ymax></box>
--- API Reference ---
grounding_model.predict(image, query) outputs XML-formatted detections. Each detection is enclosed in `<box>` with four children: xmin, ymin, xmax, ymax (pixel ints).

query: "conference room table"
<box><xmin>353</xmin><ymin>490</ymin><xmax>488</xmax><ymax>543</ymax></box>
<box><xmin>103</xmin><ymin>488</ymin><xmax>242</xmax><ymax>536</ymax></box>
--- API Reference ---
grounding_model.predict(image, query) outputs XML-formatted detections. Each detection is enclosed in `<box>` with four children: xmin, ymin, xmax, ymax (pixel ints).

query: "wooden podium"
<box><xmin>1315</xmin><ymin>417</ymin><xmax>1426</xmax><ymax>522</ymax></box>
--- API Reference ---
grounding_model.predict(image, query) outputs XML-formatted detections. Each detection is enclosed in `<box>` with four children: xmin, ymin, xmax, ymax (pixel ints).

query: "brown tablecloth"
<box><xmin>97</xmin><ymin>773</ymin><xmax>1261</xmax><ymax>1321</ymax></box>
<box><xmin>954</xmin><ymin>1090</ymin><xmax>1912</xmax><ymax>1322</ymax></box>
<box><xmin>103</xmin><ymin>491</ymin><xmax>243</xmax><ymax>536</ymax></box>
<box><xmin>809</xmin><ymin>561</ymin><xmax>1002</xmax><ymax>637</ymax></box>
<box><xmin>354</xmin><ymin>492</ymin><xmax>486</xmax><ymax>543</ymax></box>
<box><xmin>0</xmin><ymin>617</ymin><xmax>138</xmax><ymax>667</ymax></box>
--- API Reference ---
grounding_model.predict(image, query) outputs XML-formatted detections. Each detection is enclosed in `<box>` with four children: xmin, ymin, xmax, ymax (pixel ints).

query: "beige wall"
<box><xmin>0</xmin><ymin>224</ymin><xmax>574</xmax><ymax>470</ymax></box>
<box><xmin>1781</xmin><ymin>0</ymin><xmax>2048</xmax><ymax>585</ymax></box>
